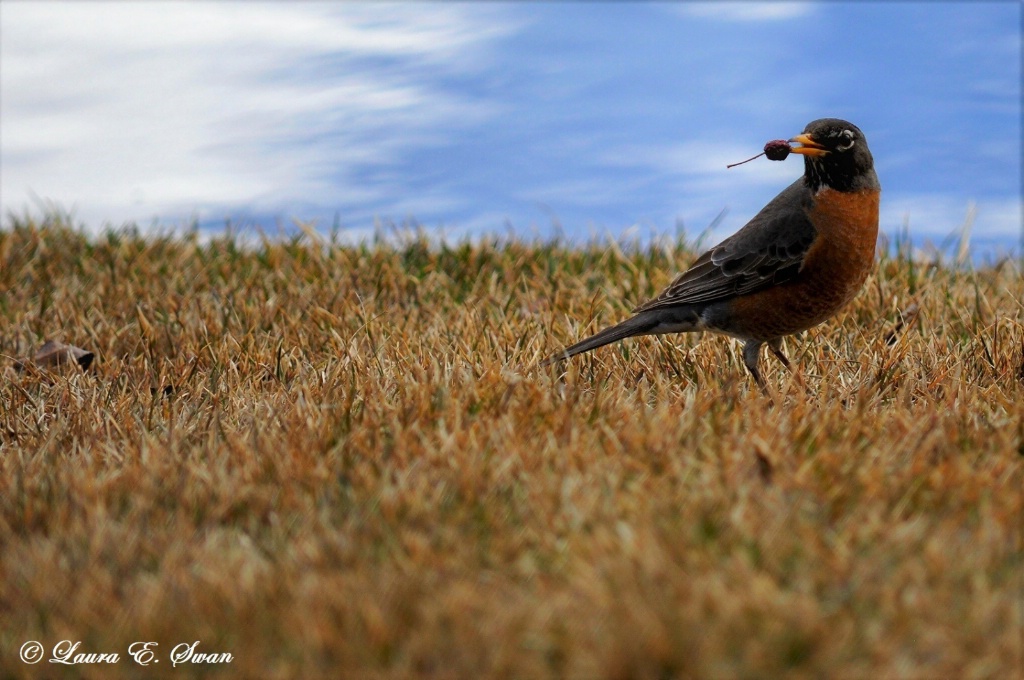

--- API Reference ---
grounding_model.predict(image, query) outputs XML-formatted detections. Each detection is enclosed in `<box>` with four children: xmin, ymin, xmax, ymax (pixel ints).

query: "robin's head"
<box><xmin>789</xmin><ymin>118</ymin><xmax>879</xmax><ymax>193</ymax></box>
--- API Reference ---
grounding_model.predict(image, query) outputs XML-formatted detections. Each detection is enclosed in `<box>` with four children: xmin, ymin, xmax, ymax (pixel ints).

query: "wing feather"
<box><xmin>634</xmin><ymin>179</ymin><xmax>816</xmax><ymax>313</ymax></box>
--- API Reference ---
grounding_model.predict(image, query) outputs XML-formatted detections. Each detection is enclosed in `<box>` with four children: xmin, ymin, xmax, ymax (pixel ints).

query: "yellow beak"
<box><xmin>789</xmin><ymin>133</ymin><xmax>829</xmax><ymax>157</ymax></box>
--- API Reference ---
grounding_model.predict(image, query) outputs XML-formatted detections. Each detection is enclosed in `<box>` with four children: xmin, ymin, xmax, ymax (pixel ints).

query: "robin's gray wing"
<box><xmin>634</xmin><ymin>179</ymin><xmax>816</xmax><ymax>313</ymax></box>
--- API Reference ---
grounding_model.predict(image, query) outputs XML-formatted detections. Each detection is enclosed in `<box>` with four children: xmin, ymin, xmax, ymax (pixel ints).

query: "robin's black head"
<box><xmin>789</xmin><ymin>118</ymin><xmax>879</xmax><ymax>193</ymax></box>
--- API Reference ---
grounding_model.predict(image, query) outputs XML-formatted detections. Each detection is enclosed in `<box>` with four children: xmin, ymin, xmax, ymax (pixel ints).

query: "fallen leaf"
<box><xmin>26</xmin><ymin>340</ymin><xmax>95</xmax><ymax>371</ymax></box>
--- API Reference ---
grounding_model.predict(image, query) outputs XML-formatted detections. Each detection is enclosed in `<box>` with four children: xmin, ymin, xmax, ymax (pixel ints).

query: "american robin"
<box><xmin>540</xmin><ymin>118</ymin><xmax>880</xmax><ymax>387</ymax></box>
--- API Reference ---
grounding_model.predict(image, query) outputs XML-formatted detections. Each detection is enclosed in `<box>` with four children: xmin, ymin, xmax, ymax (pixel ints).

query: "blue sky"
<box><xmin>2</xmin><ymin>2</ymin><xmax>1021</xmax><ymax>256</ymax></box>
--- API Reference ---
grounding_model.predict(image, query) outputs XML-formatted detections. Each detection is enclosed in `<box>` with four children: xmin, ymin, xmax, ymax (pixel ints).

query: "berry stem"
<box><xmin>726</xmin><ymin>152</ymin><xmax>765</xmax><ymax>169</ymax></box>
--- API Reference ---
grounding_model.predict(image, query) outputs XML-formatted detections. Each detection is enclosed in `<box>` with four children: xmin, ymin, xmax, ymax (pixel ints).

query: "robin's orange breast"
<box><xmin>724</xmin><ymin>188</ymin><xmax>880</xmax><ymax>341</ymax></box>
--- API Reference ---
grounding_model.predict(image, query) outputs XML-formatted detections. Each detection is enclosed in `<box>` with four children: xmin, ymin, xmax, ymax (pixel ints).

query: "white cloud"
<box><xmin>589</xmin><ymin>139</ymin><xmax>803</xmax><ymax>239</ymax></box>
<box><xmin>0</xmin><ymin>2</ymin><xmax>515</xmax><ymax>229</ymax></box>
<box><xmin>882</xmin><ymin>195</ymin><xmax>1023</xmax><ymax>242</ymax></box>
<box><xmin>675</xmin><ymin>2</ymin><xmax>815</xmax><ymax>22</ymax></box>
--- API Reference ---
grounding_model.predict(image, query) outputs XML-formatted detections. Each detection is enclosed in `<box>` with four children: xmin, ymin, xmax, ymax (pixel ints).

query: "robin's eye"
<box><xmin>837</xmin><ymin>129</ymin><xmax>855</xmax><ymax>152</ymax></box>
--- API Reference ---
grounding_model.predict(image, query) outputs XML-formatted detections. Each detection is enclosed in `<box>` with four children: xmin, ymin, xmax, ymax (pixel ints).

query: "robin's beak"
<box><xmin>789</xmin><ymin>134</ymin><xmax>829</xmax><ymax>157</ymax></box>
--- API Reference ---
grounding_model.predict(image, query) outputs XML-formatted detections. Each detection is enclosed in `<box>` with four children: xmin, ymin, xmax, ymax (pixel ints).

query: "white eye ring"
<box><xmin>837</xmin><ymin>129</ymin><xmax>855</xmax><ymax>152</ymax></box>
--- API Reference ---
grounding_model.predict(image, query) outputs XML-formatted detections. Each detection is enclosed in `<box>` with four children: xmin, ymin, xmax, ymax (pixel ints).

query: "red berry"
<box><xmin>763</xmin><ymin>139</ymin><xmax>791</xmax><ymax>161</ymax></box>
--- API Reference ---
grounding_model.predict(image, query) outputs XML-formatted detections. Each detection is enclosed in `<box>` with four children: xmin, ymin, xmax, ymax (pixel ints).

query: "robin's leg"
<box><xmin>767</xmin><ymin>338</ymin><xmax>790</xmax><ymax>368</ymax></box>
<box><xmin>768</xmin><ymin>337</ymin><xmax>806</xmax><ymax>388</ymax></box>
<box><xmin>742</xmin><ymin>340</ymin><xmax>765</xmax><ymax>388</ymax></box>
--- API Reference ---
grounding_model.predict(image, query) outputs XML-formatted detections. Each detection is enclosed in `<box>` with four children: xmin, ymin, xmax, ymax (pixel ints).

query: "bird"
<box><xmin>540</xmin><ymin>118</ymin><xmax>881</xmax><ymax>387</ymax></box>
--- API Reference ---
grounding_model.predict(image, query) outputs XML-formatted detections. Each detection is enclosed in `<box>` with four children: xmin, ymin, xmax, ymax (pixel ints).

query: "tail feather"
<box><xmin>538</xmin><ymin>313</ymin><xmax>660</xmax><ymax>367</ymax></box>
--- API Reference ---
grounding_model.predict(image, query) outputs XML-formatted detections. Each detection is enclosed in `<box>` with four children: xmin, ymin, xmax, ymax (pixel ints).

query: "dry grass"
<box><xmin>1</xmin><ymin>215</ymin><xmax>1022</xmax><ymax>679</ymax></box>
